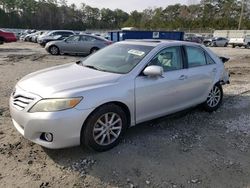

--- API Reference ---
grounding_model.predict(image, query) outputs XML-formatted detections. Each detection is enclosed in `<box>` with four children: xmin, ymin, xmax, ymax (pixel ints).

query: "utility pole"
<box><xmin>238</xmin><ymin>0</ymin><xmax>245</xmax><ymax>30</ymax></box>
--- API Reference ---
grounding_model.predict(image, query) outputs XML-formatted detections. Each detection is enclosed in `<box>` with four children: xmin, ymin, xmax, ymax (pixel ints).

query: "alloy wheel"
<box><xmin>93</xmin><ymin>112</ymin><xmax>122</xmax><ymax>146</ymax></box>
<box><xmin>50</xmin><ymin>46</ymin><xmax>59</xmax><ymax>55</ymax></box>
<box><xmin>207</xmin><ymin>86</ymin><xmax>221</xmax><ymax>108</ymax></box>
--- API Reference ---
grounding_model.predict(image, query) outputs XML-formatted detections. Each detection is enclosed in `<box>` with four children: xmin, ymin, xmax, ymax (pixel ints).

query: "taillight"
<box><xmin>106</xmin><ymin>41</ymin><xmax>112</xmax><ymax>45</ymax></box>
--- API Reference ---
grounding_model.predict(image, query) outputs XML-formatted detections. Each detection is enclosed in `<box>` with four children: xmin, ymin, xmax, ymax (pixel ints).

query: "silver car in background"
<box><xmin>9</xmin><ymin>40</ymin><xmax>229</xmax><ymax>151</ymax></box>
<box><xmin>203</xmin><ymin>37</ymin><xmax>229</xmax><ymax>47</ymax></box>
<box><xmin>37</xmin><ymin>30</ymin><xmax>75</xmax><ymax>47</ymax></box>
<box><xmin>45</xmin><ymin>34</ymin><xmax>112</xmax><ymax>55</ymax></box>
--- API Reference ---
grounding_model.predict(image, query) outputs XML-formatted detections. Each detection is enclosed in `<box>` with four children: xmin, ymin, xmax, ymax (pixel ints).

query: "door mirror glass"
<box><xmin>143</xmin><ymin>65</ymin><xmax>163</xmax><ymax>77</ymax></box>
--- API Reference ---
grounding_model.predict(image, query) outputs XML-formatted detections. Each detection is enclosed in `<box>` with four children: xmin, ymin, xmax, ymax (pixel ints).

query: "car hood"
<box><xmin>17</xmin><ymin>63</ymin><xmax>122</xmax><ymax>98</ymax></box>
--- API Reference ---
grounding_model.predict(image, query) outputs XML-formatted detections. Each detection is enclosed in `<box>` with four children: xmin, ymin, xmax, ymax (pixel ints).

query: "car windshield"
<box><xmin>80</xmin><ymin>43</ymin><xmax>154</xmax><ymax>74</ymax></box>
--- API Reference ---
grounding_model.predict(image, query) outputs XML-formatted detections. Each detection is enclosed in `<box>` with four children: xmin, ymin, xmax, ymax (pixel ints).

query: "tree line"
<box><xmin>0</xmin><ymin>0</ymin><xmax>249</xmax><ymax>31</ymax></box>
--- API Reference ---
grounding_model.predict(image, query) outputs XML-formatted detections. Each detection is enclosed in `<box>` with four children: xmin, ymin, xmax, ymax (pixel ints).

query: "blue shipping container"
<box><xmin>108</xmin><ymin>30</ymin><xmax>184</xmax><ymax>42</ymax></box>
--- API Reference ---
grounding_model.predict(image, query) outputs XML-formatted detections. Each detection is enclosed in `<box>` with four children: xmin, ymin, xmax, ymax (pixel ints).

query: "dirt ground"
<box><xmin>0</xmin><ymin>42</ymin><xmax>250</xmax><ymax>188</ymax></box>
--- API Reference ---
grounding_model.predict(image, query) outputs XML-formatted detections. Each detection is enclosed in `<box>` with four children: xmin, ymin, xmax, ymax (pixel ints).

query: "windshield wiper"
<box><xmin>83</xmin><ymin>64</ymin><xmax>103</xmax><ymax>71</ymax></box>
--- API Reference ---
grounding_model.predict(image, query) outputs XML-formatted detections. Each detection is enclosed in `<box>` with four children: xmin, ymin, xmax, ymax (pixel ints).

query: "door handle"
<box><xmin>212</xmin><ymin>68</ymin><xmax>217</xmax><ymax>73</ymax></box>
<box><xmin>179</xmin><ymin>75</ymin><xmax>187</xmax><ymax>80</ymax></box>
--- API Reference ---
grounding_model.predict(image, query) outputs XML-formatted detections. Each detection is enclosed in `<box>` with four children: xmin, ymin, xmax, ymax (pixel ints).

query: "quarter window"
<box><xmin>149</xmin><ymin>46</ymin><xmax>183</xmax><ymax>72</ymax></box>
<box><xmin>205</xmin><ymin>53</ymin><xmax>215</xmax><ymax>65</ymax></box>
<box><xmin>186</xmin><ymin>46</ymin><xmax>206</xmax><ymax>67</ymax></box>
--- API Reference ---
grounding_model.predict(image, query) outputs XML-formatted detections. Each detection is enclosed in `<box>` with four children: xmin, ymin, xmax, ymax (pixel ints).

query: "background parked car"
<box><xmin>37</xmin><ymin>30</ymin><xmax>75</xmax><ymax>47</ymax></box>
<box><xmin>45</xmin><ymin>34</ymin><xmax>112</xmax><ymax>55</ymax></box>
<box><xmin>185</xmin><ymin>36</ymin><xmax>203</xmax><ymax>43</ymax></box>
<box><xmin>204</xmin><ymin>37</ymin><xmax>229</xmax><ymax>47</ymax></box>
<box><xmin>229</xmin><ymin>35</ymin><xmax>250</xmax><ymax>48</ymax></box>
<box><xmin>243</xmin><ymin>35</ymin><xmax>250</xmax><ymax>49</ymax></box>
<box><xmin>0</xmin><ymin>29</ymin><xmax>17</xmax><ymax>44</ymax></box>
<box><xmin>31</xmin><ymin>31</ymin><xmax>45</xmax><ymax>43</ymax></box>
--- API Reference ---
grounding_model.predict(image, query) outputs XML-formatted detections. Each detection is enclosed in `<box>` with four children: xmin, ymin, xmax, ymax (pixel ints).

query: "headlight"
<box><xmin>29</xmin><ymin>97</ymin><xmax>82</xmax><ymax>112</ymax></box>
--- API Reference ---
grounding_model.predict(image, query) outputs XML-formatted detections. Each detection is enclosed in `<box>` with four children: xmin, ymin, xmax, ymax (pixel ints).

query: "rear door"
<box><xmin>183</xmin><ymin>45</ymin><xmax>217</xmax><ymax>105</ymax></box>
<box><xmin>78</xmin><ymin>35</ymin><xmax>101</xmax><ymax>54</ymax></box>
<box><xmin>78</xmin><ymin>35</ymin><xmax>92</xmax><ymax>54</ymax></box>
<box><xmin>61</xmin><ymin>35</ymin><xmax>80</xmax><ymax>53</ymax></box>
<box><xmin>216</xmin><ymin>38</ymin><xmax>225</xmax><ymax>47</ymax></box>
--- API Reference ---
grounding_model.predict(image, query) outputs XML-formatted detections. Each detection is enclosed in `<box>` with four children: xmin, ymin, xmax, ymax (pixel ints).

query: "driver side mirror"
<box><xmin>143</xmin><ymin>65</ymin><xmax>163</xmax><ymax>77</ymax></box>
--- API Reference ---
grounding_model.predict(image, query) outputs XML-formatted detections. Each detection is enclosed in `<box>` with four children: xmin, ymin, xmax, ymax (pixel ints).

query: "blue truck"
<box><xmin>108</xmin><ymin>30</ymin><xmax>184</xmax><ymax>42</ymax></box>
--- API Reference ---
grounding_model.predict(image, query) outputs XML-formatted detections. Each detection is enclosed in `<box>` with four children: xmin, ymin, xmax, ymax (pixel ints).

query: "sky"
<box><xmin>66</xmin><ymin>0</ymin><xmax>199</xmax><ymax>13</ymax></box>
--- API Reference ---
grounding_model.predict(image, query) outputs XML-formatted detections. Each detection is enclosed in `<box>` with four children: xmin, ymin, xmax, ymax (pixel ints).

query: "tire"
<box><xmin>246</xmin><ymin>43</ymin><xmax>250</xmax><ymax>49</ymax></box>
<box><xmin>82</xmin><ymin>104</ymin><xmax>128</xmax><ymax>152</ymax></box>
<box><xmin>0</xmin><ymin>38</ymin><xmax>4</xmax><ymax>45</ymax></box>
<box><xmin>211</xmin><ymin>42</ymin><xmax>217</xmax><ymax>47</ymax></box>
<box><xmin>49</xmin><ymin>45</ymin><xmax>60</xmax><ymax>55</ymax></box>
<box><xmin>224</xmin><ymin>43</ymin><xmax>228</xmax><ymax>47</ymax></box>
<box><xmin>203</xmin><ymin>84</ymin><xmax>223</xmax><ymax>112</ymax></box>
<box><xmin>90</xmin><ymin>47</ymin><xmax>99</xmax><ymax>54</ymax></box>
<box><xmin>232</xmin><ymin>44</ymin><xmax>235</xmax><ymax>48</ymax></box>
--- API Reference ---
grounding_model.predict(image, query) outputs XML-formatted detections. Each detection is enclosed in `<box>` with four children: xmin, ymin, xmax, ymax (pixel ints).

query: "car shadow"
<box><xmin>42</xmin><ymin>93</ymin><xmax>250</xmax><ymax>187</ymax></box>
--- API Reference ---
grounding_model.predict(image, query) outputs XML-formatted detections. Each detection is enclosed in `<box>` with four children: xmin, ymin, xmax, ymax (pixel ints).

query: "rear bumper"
<box><xmin>5</xmin><ymin>38</ymin><xmax>17</xmax><ymax>42</ymax></box>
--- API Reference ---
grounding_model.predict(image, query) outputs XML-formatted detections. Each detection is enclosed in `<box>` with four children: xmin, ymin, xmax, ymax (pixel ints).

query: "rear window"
<box><xmin>186</xmin><ymin>46</ymin><xmax>207</xmax><ymax>67</ymax></box>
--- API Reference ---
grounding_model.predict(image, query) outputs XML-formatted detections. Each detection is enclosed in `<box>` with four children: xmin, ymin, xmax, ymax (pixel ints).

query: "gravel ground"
<box><xmin>0</xmin><ymin>42</ymin><xmax>250</xmax><ymax>188</ymax></box>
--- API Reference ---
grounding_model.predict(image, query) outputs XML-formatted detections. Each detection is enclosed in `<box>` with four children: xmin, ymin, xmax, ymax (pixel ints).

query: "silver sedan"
<box><xmin>45</xmin><ymin>34</ymin><xmax>112</xmax><ymax>55</ymax></box>
<box><xmin>10</xmin><ymin>40</ymin><xmax>229</xmax><ymax>151</ymax></box>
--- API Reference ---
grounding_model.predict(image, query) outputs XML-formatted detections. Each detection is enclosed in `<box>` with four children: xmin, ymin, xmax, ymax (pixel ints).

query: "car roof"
<box><xmin>75</xmin><ymin>34</ymin><xmax>109</xmax><ymax>41</ymax></box>
<box><xmin>119</xmin><ymin>39</ymin><xmax>203</xmax><ymax>48</ymax></box>
<box><xmin>49</xmin><ymin>30</ymin><xmax>74</xmax><ymax>33</ymax></box>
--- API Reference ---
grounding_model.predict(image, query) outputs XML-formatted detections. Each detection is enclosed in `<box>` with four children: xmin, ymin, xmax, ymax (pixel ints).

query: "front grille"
<box><xmin>12</xmin><ymin>94</ymin><xmax>34</xmax><ymax>111</ymax></box>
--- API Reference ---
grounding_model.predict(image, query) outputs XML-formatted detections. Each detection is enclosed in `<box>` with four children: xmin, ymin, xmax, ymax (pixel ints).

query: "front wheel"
<box><xmin>0</xmin><ymin>38</ymin><xmax>4</xmax><ymax>45</ymax></box>
<box><xmin>203</xmin><ymin>84</ymin><xmax>223</xmax><ymax>112</ymax></box>
<box><xmin>49</xmin><ymin>45</ymin><xmax>60</xmax><ymax>55</ymax></box>
<box><xmin>82</xmin><ymin>104</ymin><xmax>128</xmax><ymax>152</ymax></box>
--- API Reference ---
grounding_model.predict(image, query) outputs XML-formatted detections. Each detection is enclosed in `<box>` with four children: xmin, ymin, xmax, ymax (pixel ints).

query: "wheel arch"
<box><xmin>80</xmin><ymin>101</ymin><xmax>131</xmax><ymax>140</ymax></box>
<box><xmin>49</xmin><ymin>45</ymin><xmax>60</xmax><ymax>54</ymax></box>
<box><xmin>0</xmin><ymin>37</ymin><xmax>5</xmax><ymax>43</ymax></box>
<box><xmin>90</xmin><ymin>47</ymin><xmax>99</xmax><ymax>54</ymax></box>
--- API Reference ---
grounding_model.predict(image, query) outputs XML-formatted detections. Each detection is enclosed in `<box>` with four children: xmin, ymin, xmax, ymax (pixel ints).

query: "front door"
<box><xmin>135</xmin><ymin>46</ymin><xmax>189</xmax><ymax>123</ymax></box>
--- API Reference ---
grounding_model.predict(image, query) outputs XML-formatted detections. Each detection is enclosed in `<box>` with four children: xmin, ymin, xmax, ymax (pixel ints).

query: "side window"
<box><xmin>86</xmin><ymin>36</ymin><xmax>97</xmax><ymax>41</ymax></box>
<box><xmin>80</xmin><ymin>36</ymin><xmax>87</xmax><ymax>41</ymax></box>
<box><xmin>149</xmin><ymin>46</ymin><xmax>183</xmax><ymax>72</ymax></box>
<box><xmin>50</xmin><ymin>32</ymin><xmax>57</xmax><ymax>36</ymax></box>
<box><xmin>186</xmin><ymin>46</ymin><xmax>206</xmax><ymax>67</ymax></box>
<box><xmin>65</xmin><ymin>35</ymin><xmax>80</xmax><ymax>42</ymax></box>
<box><xmin>205</xmin><ymin>53</ymin><xmax>215</xmax><ymax>65</ymax></box>
<box><xmin>61</xmin><ymin>32</ymin><xmax>72</xmax><ymax>37</ymax></box>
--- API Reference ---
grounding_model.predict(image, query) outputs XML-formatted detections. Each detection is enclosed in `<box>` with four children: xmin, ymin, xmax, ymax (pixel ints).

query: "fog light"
<box><xmin>43</xmin><ymin>132</ymin><xmax>53</xmax><ymax>142</ymax></box>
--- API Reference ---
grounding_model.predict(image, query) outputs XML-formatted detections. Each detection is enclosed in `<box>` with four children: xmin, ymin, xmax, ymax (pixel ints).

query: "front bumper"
<box><xmin>9</xmin><ymin>92</ymin><xmax>94</xmax><ymax>149</ymax></box>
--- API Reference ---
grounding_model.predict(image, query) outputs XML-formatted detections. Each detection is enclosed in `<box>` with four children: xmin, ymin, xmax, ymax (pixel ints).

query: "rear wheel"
<box><xmin>81</xmin><ymin>104</ymin><xmax>127</xmax><ymax>152</ymax></box>
<box><xmin>203</xmin><ymin>84</ymin><xmax>223</xmax><ymax>112</ymax></box>
<box><xmin>0</xmin><ymin>38</ymin><xmax>4</xmax><ymax>45</ymax></box>
<box><xmin>246</xmin><ymin>43</ymin><xmax>250</xmax><ymax>49</ymax></box>
<box><xmin>224</xmin><ymin>43</ymin><xmax>228</xmax><ymax>47</ymax></box>
<box><xmin>49</xmin><ymin>45</ymin><xmax>60</xmax><ymax>55</ymax></box>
